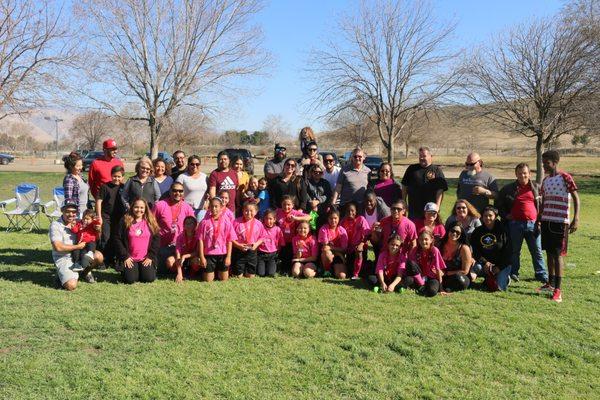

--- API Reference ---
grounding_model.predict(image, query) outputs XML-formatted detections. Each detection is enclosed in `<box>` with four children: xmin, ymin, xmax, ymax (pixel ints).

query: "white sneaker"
<box><xmin>71</xmin><ymin>263</ymin><xmax>84</xmax><ymax>272</ymax></box>
<box><xmin>84</xmin><ymin>251</ymin><xmax>95</xmax><ymax>260</ymax></box>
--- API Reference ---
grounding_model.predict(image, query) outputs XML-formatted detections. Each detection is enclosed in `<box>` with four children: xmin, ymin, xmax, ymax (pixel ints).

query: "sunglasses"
<box><xmin>450</xmin><ymin>229</ymin><xmax>462</xmax><ymax>235</ymax></box>
<box><xmin>308</xmin><ymin>148</ymin><xmax>317</xmax><ymax>152</ymax></box>
<box><xmin>190</xmin><ymin>162</ymin><xmax>201</xmax><ymax>166</ymax></box>
<box><xmin>465</xmin><ymin>161</ymin><xmax>480</xmax><ymax>166</ymax></box>
<box><xmin>391</xmin><ymin>207</ymin><xmax>404</xmax><ymax>212</ymax></box>
<box><xmin>171</xmin><ymin>189</ymin><xmax>184</xmax><ymax>193</ymax></box>
<box><xmin>285</xmin><ymin>163</ymin><xmax>296</xmax><ymax>168</ymax></box>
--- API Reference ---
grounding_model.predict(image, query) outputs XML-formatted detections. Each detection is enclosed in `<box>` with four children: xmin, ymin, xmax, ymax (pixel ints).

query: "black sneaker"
<box><xmin>82</xmin><ymin>272</ymin><xmax>96</xmax><ymax>284</ymax></box>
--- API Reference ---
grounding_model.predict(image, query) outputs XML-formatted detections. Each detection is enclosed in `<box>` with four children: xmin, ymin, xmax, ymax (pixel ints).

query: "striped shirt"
<box><xmin>541</xmin><ymin>172</ymin><xmax>577</xmax><ymax>224</ymax></box>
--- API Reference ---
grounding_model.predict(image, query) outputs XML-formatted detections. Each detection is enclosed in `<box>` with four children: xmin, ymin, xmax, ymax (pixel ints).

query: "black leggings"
<box><xmin>443</xmin><ymin>273</ymin><xmax>470</xmax><ymax>292</ymax></box>
<box><xmin>403</xmin><ymin>276</ymin><xmax>440</xmax><ymax>297</ymax></box>
<box><xmin>122</xmin><ymin>261</ymin><xmax>156</xmax><ymax>284</ymax></box>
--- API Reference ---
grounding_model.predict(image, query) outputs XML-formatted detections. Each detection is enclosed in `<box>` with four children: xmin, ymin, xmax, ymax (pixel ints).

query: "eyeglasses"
<box><xmin>308</xmin><ymin>147</ymin><xmax>317</xmax><ymax>152</ymax></box>
<box><xmin>171</xmin><ymin>189</ymin><xmax>184</xmax><ymax>193</ymax></box>
<box><xmin>391</xmin><ymin>207</ymin><xmax>404</xmax><ymax>212</ymax></box>
<box><xmin>139</xmin><ymin>167</ymin><xmax>151</xmax><ymax>171</ymax></box>
<box><xmin>450</xmin><ymin>229</ymin><xmax>462</xmax><ymax>235</ymax></box>
<box><xmin>190</xmin><ymin>163</ymin><xmax>201</xmax><ymax>166</ymax></box>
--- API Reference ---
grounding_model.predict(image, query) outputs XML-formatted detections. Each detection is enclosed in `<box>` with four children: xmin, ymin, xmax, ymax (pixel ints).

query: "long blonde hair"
<box><xmin>124</xmin><ymin>198</ymin><xmax>159</xmax><ymax>235</ymax></box>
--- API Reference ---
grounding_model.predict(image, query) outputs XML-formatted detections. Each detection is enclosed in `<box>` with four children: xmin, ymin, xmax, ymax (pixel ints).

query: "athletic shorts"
<box><xmin>233</xmin><ymin>249</ymin><xmax>258</xmax><ymax>275</ymax></box>
<box><xmin>541</xmin><ymin>221</ymin><xmax>569</xmax><ymax>256</ymax></box>
<box><xmin>205</xmin><ymin>255</ymin><xmax>228</xmax><ymax>273</ymax></box>
<box><xmin>55</xmin><ymin>257</ymin><xmax>79</xmax><ymax>285</ymax></box>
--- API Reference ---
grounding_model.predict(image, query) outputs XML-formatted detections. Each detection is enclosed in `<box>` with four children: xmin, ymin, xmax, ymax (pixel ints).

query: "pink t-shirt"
<box><xmin>154</xmin><ymin>199</ymin><xmax>195</xmax><ymax>247</ymax></box>
<box><xmin>197</xmin><ymin>216</ymin><xmax>237</xmax><ymax>256</ymax></box>
<box><xmin>291</xmin><ymin>234</ymin><xmax>319</xmax><ymax>259</ymax></box>
<box><xmin>376</xmin><ymin>250</ymin><xmax>407</xmax><ymax>282</ymax></box>
<box><xmin>176</xmin><ymin>230</ymin><xmax>198</xmax><ymax>255</ymax></box>
<box><xmin>408</xmin><ymin>246</ymin><xmax>446</xmax><ymax>279</ymax></box>
<box><xmin>233</xmin><ymin>217</ymin><xmax>265</xmax><ymax>245</ymax></box>
<box><xmin>128</xmin><ymin>219</ymin><xmax>151</xmax><ymax>262</ymax></box>
<box><xmin>380</xmin><ymin>216</ymin><xmax>418</xmax><ymax>251</ymax></box>
<box><xmin>340</xmin><ymin>216</ymin><xmax>370</xmax><ymax>249</ymax></box>
<box><xmin>414</xmin><ymin>219</ymin><xmax>446</xmax><ymax>242</ymax></box>
<box><xmin>276</xmin><ymin>208</ymin><xmax>307</xmax><ymax>243</ymax></box>
<box><xmin>258</xmin><ymin>225</ymin><xmax>285</xmax><ymax>253</ymax></box>
<box><xmin>317</xmin><ymin>225</ymin><xmax>349</xmax><ymax>250</ymax></box>
<box><xmin>202</xmin><ymin>207</ymin><xmax>234</xmax><ymax>224</ymax></box>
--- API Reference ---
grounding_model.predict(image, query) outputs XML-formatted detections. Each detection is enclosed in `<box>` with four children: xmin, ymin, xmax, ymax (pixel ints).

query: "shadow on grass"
<box><xmin>0</xmin><ymin>248</ymin><xmax>52</xmax><ymax>266</ymax></box>
<box><xmin>0</xmin><ymin>267</ymin><xmax>57</xmax><ymax>288</ymax></box>
<box><xmin>321</xmin><ymin>277</ymin><xmax>371</xmax><ymax>291</ymax></box>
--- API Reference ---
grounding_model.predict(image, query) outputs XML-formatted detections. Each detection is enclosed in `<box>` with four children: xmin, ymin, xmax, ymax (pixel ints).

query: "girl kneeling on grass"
<box><xmin>114</xmin><ymin>198</ymin><xmax>161</xmax><ymax>284</ymax></box>
<box><xmin>291</xmin><ymin>221</ymin><xmax>319</xmax><ymax>278</ymax></box>
<box><xmin>173</xmin><ymin>215</ymin><xmax>201</xmax><ymax>283</ymax></box>
<box><xmin>340</xmin><ymin>202</ymin><xmax>370</xmax><ymax>279</ymax></box>
<box><xmin>232</xmin><ymin>201</ymin><xmax>265</xmax><ymax>278</ymax></box>
<box><xmin>406</xmin><ymin>228</ymin><xmax>446</xmax><ymax>297</ymax></box>
<box><xmin>371</xmin><ymin>234</ymin><xmax>408</xmax><ymax>293</ymax></box>
<box><xmin>318</xmin><ymin>207</ymin><xmax>349</xmax><ymax>278</ymax></box>
<box><xmin>257</xmin><ymin>209</ymin><xmax>284</xmax><ymax>277</ymax></box>
<box><xmin>198</xmin><ymin>197</ymin><xmax>236</xmax><ymax>282</ymax></box>
<box><xmin>276</xmin><ymin>195</ymin><xmax>310</xmax><ymax>275</ymax></box>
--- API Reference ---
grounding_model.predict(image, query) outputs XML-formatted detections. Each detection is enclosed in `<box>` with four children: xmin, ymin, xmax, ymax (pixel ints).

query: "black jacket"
<box><xmin>299</xmin><ymin>178</ymin><xmax>332</xmax><ymax>212</ymax></box>
<box><xmin>122</xmin><ymin>176</ymin><xmax>161</xmax><ymax>210</ymax></box>
<box><xmin>471</xmin><ymin>222</ymin><xmax>511</xmax><ymax>268</ymax></box>
<box><xmin>113</xmin><ymin>218</ymin><xmax>161</xmax><ymax>265</ymax></box>
<box><xmin>495</xmin><ymin>180</ymin><xmax>541</xmax><ymax>220</ymax></box>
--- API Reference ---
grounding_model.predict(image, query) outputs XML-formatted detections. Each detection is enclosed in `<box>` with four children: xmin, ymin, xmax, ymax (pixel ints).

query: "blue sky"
<box><xmin>216</xmin><ymin>0</ymin><xmax>564</xmax><ymax>134</ymax></box>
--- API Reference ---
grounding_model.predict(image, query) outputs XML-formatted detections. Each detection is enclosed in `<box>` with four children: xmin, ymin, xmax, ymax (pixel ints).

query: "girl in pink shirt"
<box><xmin>291</xmin><ymin>221</ymin><xmax>319</xmax><ymax>278</ymax></box>
<box><xmin>258</xmin><ymin>209</ymin><xmax>284</xmax><ymax>277</ymax></box>
<box><xmin>318</xmin><ymin>208</ymin><xmax>349</xmax><ymax>279</ymax></box>
<box><xmin>232</xmin><ymin>201</ymin><xmax>265</xmax><ymax>278</ymax></box>
<box><xmin>197</xmin><ymin>197</ymin><xmax>237</xmax><ymax>282</ymax></box>
<box><xmin>276</xmin><ymin>195</ymin><xmax>310</xmax><ymax>275</ymax></box>
<box><xmin>373</xmin><ymin>235</ymin><xmax>408</xmax><ymax>293</ymax></box>
<box><xmin>202</xmin><ymin>189</ymin><xmax>234</xmax><ymax>224</ymax></box>
<box><xmin>340</xmin><ymin>202</ymin><xmax>370</xmax><ymax>279</ymax></box>
<box><xmin>406</xmin><ymin>228</ymin><xmax>446</xmax><ymax>297</ymax></box>
<box><xmin>173</xmin><ymin>215</ymin><xmax>201</xmax><ymax>283</ymax></box>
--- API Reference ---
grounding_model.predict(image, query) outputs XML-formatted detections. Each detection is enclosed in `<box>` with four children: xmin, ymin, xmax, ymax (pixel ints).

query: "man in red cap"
<box><xmin>89</xmin><ymin>138</ymin><xmax>124</xmax><ymax>199</ymax></box>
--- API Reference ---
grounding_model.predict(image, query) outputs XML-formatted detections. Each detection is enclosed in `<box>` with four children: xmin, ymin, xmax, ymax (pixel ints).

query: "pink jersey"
<box><xmin>317</xmin><ymin>225</ymin><xmax>349</xmax><ymax>250</ymax></box>
<box><xmin>414</xmin><ymin>219</ymin><xmax>446</xmax><ymax>242</ymax></box>
<box><xmin>197</xmin><ymin>216</ymin><xmax>237</xmax><ymax>256</ymax></box>
<box><xmin>291</xmin><ymin>234</ymin><xmax>319</xmax><ymax>259</ymax></box>
<box><xmin>340</xmin><ymin>216</ymin><xmax>370</xmax><ymax>250</ymax></box>
<box><xmin>376</xmin><ymin>250</ymin><xmax>407</xmax><ymax>283</ymax></box>
<box><xmin>258</xmin><ymin>225</ymin><xmax>285</xmax><ymax>253</ymax></box>
<box><xmin>202</xmin><ymin>207</ymin><xmax>234</xmax><ymax>224</ymax></box>
<box><xmin>276</xmin><ymin>208</ymin><xmax>306</xmax><ymax>243</ymax></box>
<box><xmin>380</xmin><ymin>216</ymin><xmax>417</xmax><ymax>252</ymax></box>
<box><xmin>128</xmin><ymin>219</ymin><xmax>151</xmax><ymax>262</ymax></box>
<box><xmin>154</xmin><ymin>199</ymin><xmax>195</xmax><ymax>247</ymax></box>
<box><xmin>408</xmin><ymin>246</ymin><xmax>446</xmax><ymax>279</ymax></box>
<box><xmin>176</xmin><ymin>230</ymin><xmax>199</xmax><ymax>256</ymax></box>
<box><xmin>233</xmin><ymin>217</ymin><xmax>265</xmax><ymax>245</ymax></box>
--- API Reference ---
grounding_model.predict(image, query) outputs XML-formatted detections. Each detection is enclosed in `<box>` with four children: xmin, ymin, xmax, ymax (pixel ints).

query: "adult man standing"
<box><xmin>208</xmin><ymin>151</ymin><xmax>238</xmax><ymax>212</ymax></box>
<box><xmin>457</xmin><ymin>152</ymin><xmax>498</xmax><ymax>213</ymax></box>
<box><xmin>264</xmin><ymin>143</ymin><xmax>288</xmax><ymax>182</ymax></box>
<box><xmin>171</xmin><ymin>150</ymin><xmax>187</xmax><ymax>181</ymax></box>
<box><xmin>496</xmin><ymin>163</ymin><xmax>548</xmax><ymax>283</ymax></box>
<box><xmin>331</xmin><ymin>147</ymin><xmax>370</xmax><ymax>206</ymax></box>
<box><xmin>88</xmin><ymin>138</ymin><xmax>124</xmax><ymax>199</ymax></box>
<box><xmin>538</xmin><ymin>150</ymin><xmax>580</xmax><ymax>303</ymax></box>
<box><xmin>49</xmin><ymin>201</ymin><xmax>103</xmax><ymax>290</ymax></box>
<box><xmin>322</xmin><ymin>153</ymin><xmax>341</xmax><ymax>195</ymax></box>
<box><xmin>401</xmin><ymin>146</ymin><xmax>448</xmax><ymax>220</ymax></box>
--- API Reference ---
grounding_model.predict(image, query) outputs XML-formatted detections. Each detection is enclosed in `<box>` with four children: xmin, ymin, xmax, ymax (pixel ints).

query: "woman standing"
<box><xmin>373</xmin><ymin>162</ymin><xmax>402</xmax><ymax>208</ymax></box>
<box><xmin>231</xmin><ymin>155</ymin><xmax>249</xmax><ymax>212</ymax></box>
<box><xmin>444</xmin><ymin>199</ymin><xmax>482</xmax><ymax>239</ymax></box>
<box><xmin>63</xmin><ymin>152</ymin><xmax>90</xmax><ymax>217</ymax></box>
<box><xmin>114</xmin><ymin>198</ymin><xmax>160</xmax><ymax>284</ymax></box>
<box><xmin>176</xmin><ymin>155</ymin><xmax>208</xmax><ymax>216</ymax></box>
<box><xmin>153</xmin><ymin>157</ymin><xmax>173</xmax><ymax>197</ymax></box>
<box><xmin>270</xmin><ymin>159</ymin><xmax>300</xmax><ymax>208</ymax></box>
<box><xmin>122</xmin><ymin>157</ymin><xmax>161</xmax><ymax>210</ymax></box>
<box><xmin>439</xmin><ymin>222</ymin><xmax>472</xmax><ymax>292</ymax></box>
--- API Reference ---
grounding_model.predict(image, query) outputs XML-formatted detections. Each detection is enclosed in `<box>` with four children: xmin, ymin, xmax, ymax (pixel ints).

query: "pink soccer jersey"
<box><xmin>258</xmin><ymin>225</ymin><xmax>285</xmax><ymax>254</ymax></box>
<box><xmin>276</xmin><ymin>208</ymin><xmax>306</xmax><ymax>243</ymax></box>
<box><xmin>408</xmin><ymin>246</ymin><xmax>446</xmax><ymax>279</ymax></box>
<box><xmin>291</xmin><ymin>234</ymin><xmax>319</xmax><ymax>259</ymax></box>
<box><xmin>197</xmin><ymin>216</ymin><xmax>237</xmax><ymax>256</ymax></box>
<box><xmin>233</xmin><ymin>217</ymin><xmax>265</xmax><ymax>245</ymax></box>
<box><xmin>341</xmin><ymin>216</ymin><xmax>370</xmax><ymax>250</ymax></box>
<box><xmin>317</xmin><ymin>225</ymin><xmax>349</xmax><ymax>250</ymax></box>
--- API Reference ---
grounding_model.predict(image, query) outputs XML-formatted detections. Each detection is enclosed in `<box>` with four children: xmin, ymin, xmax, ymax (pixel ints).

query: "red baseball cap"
<box><xmin>102</xmin><ymin>138</ymin><xmax>118</xmax><ymax>149</ymax></box>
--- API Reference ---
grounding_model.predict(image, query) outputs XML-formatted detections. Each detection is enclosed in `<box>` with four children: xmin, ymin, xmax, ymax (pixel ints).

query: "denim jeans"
<box><xmin>508</xmin><ymin>220</ymin><xmax>548</xmax><ymax>281</ymax></box>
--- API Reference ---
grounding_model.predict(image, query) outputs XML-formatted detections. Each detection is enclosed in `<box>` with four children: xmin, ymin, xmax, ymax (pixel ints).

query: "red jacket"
<box><xmin>72</xmin><ymin>219</ymin><xmax>101</xmax><ymax>243</ymax></box>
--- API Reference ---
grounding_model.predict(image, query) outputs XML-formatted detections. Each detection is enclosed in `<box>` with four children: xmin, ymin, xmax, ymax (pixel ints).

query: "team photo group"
<box><xmin>51</xmin><ymin>127</ymin><xmax>580</xmax><ymax>303</ymax></box>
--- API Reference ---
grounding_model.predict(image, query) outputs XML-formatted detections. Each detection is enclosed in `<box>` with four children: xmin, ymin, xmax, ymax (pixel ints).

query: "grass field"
<box><xmin>1</xmin><ymin>171</ymin><xmax>599</xmax><ymax>399</ymax></box>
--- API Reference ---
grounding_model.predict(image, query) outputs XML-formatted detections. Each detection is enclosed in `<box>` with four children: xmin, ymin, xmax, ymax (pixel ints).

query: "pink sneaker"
<box><xmin>552</xmin><ymin>289</ymin><xmax>562</xmax><ymax>303</ymax></box>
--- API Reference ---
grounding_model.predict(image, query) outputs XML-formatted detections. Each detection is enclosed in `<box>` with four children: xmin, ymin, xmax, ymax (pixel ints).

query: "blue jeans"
<box><xmin>508</xmin><ymin>220</ymin><xmax>547</xmax><ymax>282</ymax></box>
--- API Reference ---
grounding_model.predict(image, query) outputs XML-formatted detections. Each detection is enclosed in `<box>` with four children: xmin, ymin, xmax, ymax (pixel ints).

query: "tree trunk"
<box><xmin>149</xmin><ymin>120</ymin><xmax>159</xmax><ymax>159</ymax></box>
<box><xmin>387</xmin><ymin>139</ymin><xmax>394</xmax><ymax>165</ymax></box>
<box><xmin>405</xmin><ymin>141</ymin><xmax>409</xmax><ymax>159</ymax></box>
<box><xmin>535</xmin><ymin>133</ymin><xmax>544</xmax><ymax>184</ymax></box>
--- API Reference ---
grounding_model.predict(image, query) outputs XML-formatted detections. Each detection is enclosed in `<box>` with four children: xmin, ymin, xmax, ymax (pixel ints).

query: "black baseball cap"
<box><xmin>275</xmin><ymin>143</ymin><xmax>286</xmax><ymax>151</ymax></box>
<box><xmin>61</xmin><ymin>200</ymin><xmax>78</xmax><ymax>211</ymax></box>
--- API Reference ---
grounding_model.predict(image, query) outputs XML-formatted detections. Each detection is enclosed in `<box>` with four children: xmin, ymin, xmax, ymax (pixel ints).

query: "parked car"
<box><xmin>224</xmin><ymin>148</ymin><xmax>254</xmax><ymax>175</ymax></box>
<box><xmin>364</xmin><ymin>156</ymin><xmax>384</xmax><ymax>180</ymax></box>
<box><xmin>62</xmin><ymin>149</ymin><xmax>91</xmax><ymax>164</ymax></box>
<box><xmin>318</xmin><ymin>151</ymin><xmax>340</xmax><ymax>168</ymax></box>
<box><xmin>339</xmin><ymin>151</ymin><xmax>353</xmax><ymax>164</ymax></box>
<box><xmin>82</xmin><ymin>151</ymin><xmax>105</xmax><ymax>171</ymax></box>
<box><xmin>145</xmin><ymin>151</ymin><xmax>174</xmax><ymax>166</ymax></box>
<box><xmin>0</xmin><ymin>152</ymin><xmax>15</xmax><ymax>165</ymax></box>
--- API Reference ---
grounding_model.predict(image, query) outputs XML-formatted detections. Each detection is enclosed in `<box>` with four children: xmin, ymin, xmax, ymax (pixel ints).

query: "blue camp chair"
<box><xmin>0</xmin><ymin>183</ymin><xmax>41</xmax><ymax>231</ymax></box>
<box><xmin>42</xmin><ymin>187</ymin><xmax>65</xmax><ymax>223</ymax></box>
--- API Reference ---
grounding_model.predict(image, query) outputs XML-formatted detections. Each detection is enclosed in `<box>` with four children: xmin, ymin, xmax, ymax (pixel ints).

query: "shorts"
<box><xmin>54</xmin><ymin>257</ymin><xmax>79</xmax><ymax>285</ymax></box>
<box><xmin>541</xmin><ymin>221</ymin><xmax>569</xmax><ymax>256</ymax></box>
<box><xmin>205</xmin><ymin>255</ymin><xmax>228</xmax><ymax>273</ymax></box>
<box><xmin>233</xmin><ymin>249</ymin><xmax>258</xmax><ymax>275</ymax></box>
<box><xmin>332</xmin><ymin>254</ymin><xmax>346</xmax><ymax>265</ymax></box>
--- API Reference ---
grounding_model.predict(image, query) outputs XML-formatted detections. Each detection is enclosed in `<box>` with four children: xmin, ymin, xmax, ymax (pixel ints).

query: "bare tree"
<box><xmin>68</xmin><ymin>111</ymin><xmax>112</xmax><ymax>150</ymax></box>
<box><xmin>327</xmin><ymin>107</ymin><xmax>375</xmax><ymax>148</ymax></box>
<box><xmin>262</xmin><ymin>114</ymin><xmax>290</xmax><ymax>144</ymax></box>
<box><xmin>161</xmin><ymin>107</ymin><xmax>211</xmax><ymax>151</ymax></box>
<box><xmin>0</xmin><ymin>0</ymin><xmax>77</xmax><ymax>119</ymax></box>
<box><xmin>461</xmin><ymin>18</ymin><xmax>598</xmax><ymax>183</ymax></box>
<box><xmin>307</xmin><ymin>0</ymin><xmax>459</xmax><ymax>164</ymax></box>
<box><xmin>77</xmin><ymin>0</ymin><xmax>268</xmax><ymax>158</ymax></box>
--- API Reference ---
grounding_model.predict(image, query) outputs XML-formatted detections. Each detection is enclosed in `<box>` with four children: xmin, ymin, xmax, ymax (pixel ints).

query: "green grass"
<box><xmin>1</xmin><ymin>172</ymin><xmax>600</xmax><ymax>399</ymax></box>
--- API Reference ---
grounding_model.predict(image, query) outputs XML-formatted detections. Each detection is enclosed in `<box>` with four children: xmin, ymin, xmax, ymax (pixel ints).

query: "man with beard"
<box><xmin>457</xmin><ymin>152</ymin><xmax>498</xmax><ymax>214</ymax></box>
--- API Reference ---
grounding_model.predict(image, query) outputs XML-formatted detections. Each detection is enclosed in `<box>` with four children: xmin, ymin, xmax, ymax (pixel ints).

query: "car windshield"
<box><xmin>365</xmin><ymin>157</ymin><xmax>383</xmax><ymax>164</ymax></box>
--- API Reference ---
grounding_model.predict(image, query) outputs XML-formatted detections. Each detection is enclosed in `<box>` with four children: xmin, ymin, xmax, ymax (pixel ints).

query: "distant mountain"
<box><xmin>0</xmin><ymin>108</ymin><xmax>80</xmax><ymax>143</ymax></box>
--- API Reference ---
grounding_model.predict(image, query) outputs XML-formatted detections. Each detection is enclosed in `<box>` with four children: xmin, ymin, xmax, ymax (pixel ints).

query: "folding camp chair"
<box><xmin>0</xmin><ymin>183</ymin><xmax>41</xmax><ymax>231</ymax></box>
<box><xmin>41</xmin><ymin>186</ymin><xmax>65</xmax><ymax>223</ymax></box>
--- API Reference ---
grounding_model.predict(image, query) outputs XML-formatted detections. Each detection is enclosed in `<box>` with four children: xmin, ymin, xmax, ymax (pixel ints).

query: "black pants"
<box><xmin>72</xmin><ymin>241</ymin><xmax>96</xmax><ymax>264</ymax></box>
<box><xmin>121</xmin><ymin>261</ymin><xmax>156</xmax><ymax>284</ymax></box>
<box><xmin>258</xmin><ymin>251</ymin><xmax>278</xmax><ymax>277</ymax></box>
<box><xmin>279</xmin><ymin>243</ymin><xmax>293</xmax><ymax>275</ymax></box>
<box><xmin>99</xmin><ymin>216</ymin><xmax>120</xmax><ymax>266</ymax></box>
<box><xmin>443</xmin><ymin>273</ymin><xmax>470</xmax><ymax>292</ymax></box>
<box><xmin>233</xmin><ymin>249</ymin><xmax>258</xmax><ymax>275</ymax></box>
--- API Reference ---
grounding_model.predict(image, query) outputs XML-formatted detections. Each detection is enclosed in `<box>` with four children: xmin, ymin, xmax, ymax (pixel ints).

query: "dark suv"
<box><xmin>224</xmin><ymin>148</ymin><xmax>254</xmax><ymax>175</ymax></box>
<box><xmin>82</xmin><ymin>151</ymin><xmax>105</xmax><ymax>171</ymax></box>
